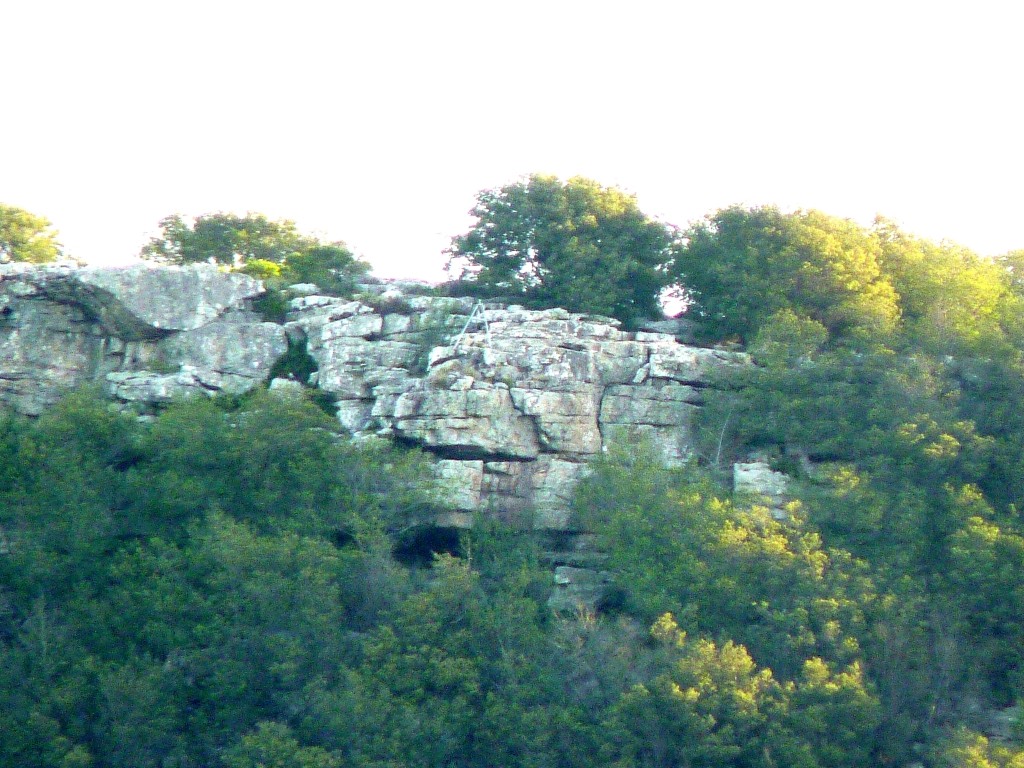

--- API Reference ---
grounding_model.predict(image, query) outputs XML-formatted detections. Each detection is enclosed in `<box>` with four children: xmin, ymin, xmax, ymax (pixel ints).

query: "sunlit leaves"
<box><xmin>0</xmin><ymin>204</ymin><xmax>62</xmax><ymax>263</ymax></box>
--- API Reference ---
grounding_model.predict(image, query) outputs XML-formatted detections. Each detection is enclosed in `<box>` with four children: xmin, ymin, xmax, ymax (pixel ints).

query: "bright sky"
<box><xmin>3</xmin><ymin>1</ymin><xmax>1020</xmax><ymax>280</ymax></box>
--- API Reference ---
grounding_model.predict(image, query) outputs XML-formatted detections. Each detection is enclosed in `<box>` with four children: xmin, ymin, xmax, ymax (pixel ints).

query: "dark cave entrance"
<box><xmin>392</xmin><ymin>526</ymin><xmax>464</xmax><ymax>567</ymax></box>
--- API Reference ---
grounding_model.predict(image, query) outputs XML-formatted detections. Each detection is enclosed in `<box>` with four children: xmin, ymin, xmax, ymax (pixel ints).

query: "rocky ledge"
<box><xmin>0</xmin><ymin>263</ymin><xmax>750</xmax><ymax>531</ymax></box>
<box><xmin>0</xmin><ymin>263</ymin><xmax>286</xmax><ymax>416</ymax></box>
<box><xmin>288</xmin><ymin>291</ymin><xmax>748</xmax><ymax>527</ymax></box>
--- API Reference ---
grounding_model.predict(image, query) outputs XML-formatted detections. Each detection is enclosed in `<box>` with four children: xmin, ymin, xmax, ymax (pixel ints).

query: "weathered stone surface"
<box><xmin>734</xmin><ymin>461</ymin><xmax>791</xmax><ymax>520</ymax></box>
<box><xmin>648</xmin><ymin>343</ymin><xmax>748</xmax><ymax>383</ymax></box>
<box><xmin>77</xmin><ymin>264</ymin><xmax>263</xmax><ymax>331</ymax></box>
<box><xmin>268</xmin><ymin>377</ymin><xmax>305</xmax><ymax>394</ymax></box>
<box><xmin>321</xmin><ymin>312</ymin><xmax>383</xmax><ymax>340</ymax></box>
<box><xmin>106</xmin><ymin>370</ymin><xmax>210</xmax><ymax>404</ymax></box>
<box><xmin>600</xmin><ymin>383</ymin><xmax>701</xmax><ymax>425</ymax></box>
<box><xmin>391</xmin><ymin>384</ymin><xmax>540</xmax><ymax>459</ymax></box>
<box><xmin>548</xmin><ymin>566</ymin><xmax>610</xmax><ymax>613</ymax></box>
<box><xmin>531</xmin><ymin>458</ymin><xmax>589</xmax><ymax>530</ymax></box>
<box><xmin>510</xmin><ymin>388</ymin><xmax>601</xmax><ymax>454</ymax></box>
<box><xmin>0</xmin><ymin>297</ymin><xmax>104</xmax><ymax>415</ymax></box>
<box><xmin>433</xmin><ymin>459</ymin><xmax>484</xmax><ymax>512</ymax></box>
<box><xmin>288</xmin><ymin>294</ymin><xmax>748</xmax><ymax>527</ymax></box>
<box><xmin>312</xmin><ymin>339</ymin><xmax>420</xmax><ymax>398</ymax></box>
<box><xmin>637</xmin><ymin>316</ymin><xmax>696</xmax><ymax>341</ymax></box>
<box><xmin>158</xmin><ymin>315</ymin><xmax>287</xmax><ymax>393</ymax></box>
<box><xmin>600</xmin><ymin>384</ymin><xmax>701</xmax><ymax>465</ymax></box>
<box><xmin>2</xmin><ymin>266</ymin><xmax>751</xmax><ymax>531</ymax></box>
<box><xmin>336</xmin><ymin>399</ymin><xmax>375</xmax><ymax>433</ymax></box>
<box><xmin>0</xmin><ymin>264</ymin><xmax>282</xmax><ymax>415</ymax></box>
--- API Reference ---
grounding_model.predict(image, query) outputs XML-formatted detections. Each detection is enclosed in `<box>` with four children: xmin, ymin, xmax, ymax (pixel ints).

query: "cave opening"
<box><xmin>392</xmin><ymin>526</ymin><xmax>464</xmax><ymax>567</ymax></box>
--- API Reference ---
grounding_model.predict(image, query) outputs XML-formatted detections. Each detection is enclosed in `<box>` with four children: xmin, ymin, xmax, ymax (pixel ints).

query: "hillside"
<box><xmin>4</xmin><ymin>206</ymin><xmax>1024</xmax><ymax>767</ymax></box>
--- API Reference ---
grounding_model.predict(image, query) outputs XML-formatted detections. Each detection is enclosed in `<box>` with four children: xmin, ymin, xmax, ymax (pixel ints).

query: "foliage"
<box><xmin>929</xmin><ymin>727</ymin><xmax>1024</xmax><ymax>768</ymax></box>
<box><xmin>447</xmin><ymin>175</ymin><xmax>678</xmax><ymax>324</ymax></box>
<box><xmin>140</xmin><ymin>212</ymin><xmax>369</xmax><ymax>295</ymax></box>
<box><xmin>748</xmin><ymin>309</ymin><xmax>829</xmax><ymax>368</ymax></box>
<box><xmin>269</xmin><ymin>338</ymin><xmax>319</xmax><ymax>385</ymax></box>
<box><xmin>574</xmin><ymin>449</ymin><xmax>869</xmax><ymax>679</ymax></box>
<box><xmin>6</xmin><ymin>195</ymin><xmax>1024</xmax><ymax>765</ymax></box>
<box><xmin>874</xmin><ymin>218</ymin><xmax>1018</xmax><ymax>356</ymax></box>
<box><xmin>604</xmin><ymin>613</ymin><xmax>880</xmax><ymax>768</ymax></box>
<box><xmin>280</xmin><ymin>244</ymin><xmax>369</xmax><ymax>294</ymax></box>
<box><xmin>0</xmin><ymin>204</ymin><xmax>62</xmax><ymax>263</ymax></box>
<box><xmin>675</xmin><ymin>206</ymin><xmax>899</xmax><ymax>344</ymax></box>
<box><xmin>141</xmin><ymin>213</ymin><xmax>314</xmax><ymax>266</ymax></box>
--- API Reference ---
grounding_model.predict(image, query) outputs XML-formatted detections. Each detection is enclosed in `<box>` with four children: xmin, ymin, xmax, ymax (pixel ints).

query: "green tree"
<box><xmin>0</xmin><ymin>204</ymin><xmax>62</xmax><ymax>263</ymax></box>
<box><xmin>676</xmin><ymin>206</ymin><xmax>899</xmax><ymax>344</ymax></box>
<box><xmin>748</xmin><ymin>309</ymin><xmax>830</xmax><ymax>368</ymax></box>
<box><xmin>141</xmin><ymin>213</ymin><xmax>315</xmax><ymax>266</ymax></box>
<box><xmin>277</xmin><ymin>244</ymin><xmax>369</xmax><ymax>293</ymax></box>
<box><xmin>947</xmin><ymin>515</ymin><xmax>1024</xmax><ymax>701</ymax></box>
<box><xmin>995</xmin><ymin>249</ymin><xmax>1024</xmax><ymax>296</ymax></box>
<box><xmin>223</xmin><ymin>722</ymin><xmax>338</xmax><ymax>768</ymax></box>
<box><xmin>573</xmin><ymin>448</ymin><xmax>869</xmax><ymax>680</ymax></box>
<box><xmin>604</xmin><ymin>614</ymin><xmax>880</xmax><ymax>768</ymax></box>
<box><xmin>140</xmin><ymin>213</ymin><xmax>369</xmax><ymax>295</ymax></box>
<box><xmin>873</xmin><ymin>219</ymin><xmax>1015</xmax><ymax>355</ymax></box>
<box><xmin>447</xmin><ymin>175</ymin><xmax>678</xmax><ymax>324</ymax></box>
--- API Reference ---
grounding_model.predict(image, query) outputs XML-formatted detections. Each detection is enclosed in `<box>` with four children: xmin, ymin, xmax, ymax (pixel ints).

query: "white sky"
<box><xmin>2</xmin><ymin>1</ymin><xmax>1020</xmax><ymax>280</ymax></box>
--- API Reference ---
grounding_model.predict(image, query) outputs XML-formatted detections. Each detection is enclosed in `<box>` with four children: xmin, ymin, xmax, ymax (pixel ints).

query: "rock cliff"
<box><xmin>287</xmin><ymin>291</ymin><xmax>748</xmax><ymax>527</ymax></box>
<box><xmin>0</xmin><ymin>263</ymin><xmax>287</xmax><ymax>416</ymax></box>
<box><xmin>0</xmin><ymin>263</ymin><xmax>749</xmax><ymax>531</ymax></box>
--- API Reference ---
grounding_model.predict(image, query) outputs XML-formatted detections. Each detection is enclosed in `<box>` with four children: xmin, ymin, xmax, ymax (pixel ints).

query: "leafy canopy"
<box><xmin>141</xmin><ymin>213</ymin><xmax>313</xmax><ymax>266</ymax></box>
<box><xmin>140</xmin><ymin>212</ymin><xmax>369</xmax><ymax>295</ymax></box>
<box><xmin>675</xmin><ymin>206</ymin><xmax>899</xmax><ymax>344</ymax></box>
<box><xmin>447</xmin><ymin>175</ymin><xmax>678</xmax><ymax>324</ymax></box>
<box><xmin>0</xmin><ymin>204</ymin><xmax>62</xmax><ymax>263</ymax></box>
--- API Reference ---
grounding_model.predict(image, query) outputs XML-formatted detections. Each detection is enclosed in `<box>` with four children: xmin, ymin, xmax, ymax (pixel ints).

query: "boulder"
<box><xmin>77</xmin><ymin>264</ymin><xmax>263</xmax><ymax>331</ymax></box>
<box><xmin>548</xmin><ymin>566</ymin><xmax>610</xmax><ymax>613</ymax></box>
<box><xmin>391</xmin><ymin>384</ymin><xmax>540</xmax><ymax>460</ymax></box>
<box><xmin>291</xmin><ymin>299</ymin><xmax>747</xmax><ymax>526</ymax></box>
<box><xmin>157</xmin><ymin>315</ymin><xmax>287</xmax><ymax>393</ymax></box>
<box><xmin>734</xmin><ymin>461</ymin><xmax>791</xmax><ymax>520</ymax></box>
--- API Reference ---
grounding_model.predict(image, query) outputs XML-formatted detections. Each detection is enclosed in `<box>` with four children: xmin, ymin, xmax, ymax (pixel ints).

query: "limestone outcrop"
<box><xmin>287</xmin><ymin>293</ymin><xmax>748</xmax><ymax>528</ymax></box>
<box><xmin>0</xmin><ymin>263</ymin><xmax>286</xmax><ymax>414</ymax></box>
<box><xmin>0</xmin><ymin>263</ymin><xmax>750</xmax><ymax>534</ymax></box>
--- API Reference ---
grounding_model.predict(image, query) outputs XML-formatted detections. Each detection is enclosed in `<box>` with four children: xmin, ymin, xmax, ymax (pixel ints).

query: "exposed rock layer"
<box><xmin>287</xmin><ymin>294</ymin><xmax>748</xmax><ymax>526</ymax></box>
<box><xmin>0</xmin><ymin>263</ymin><xmax>286</xmax><ymax>415</ymax></box>
<box><xmin>1</xmin><ymin>264</ymin><xmax>749</xmax><ymax>532</ymax></box>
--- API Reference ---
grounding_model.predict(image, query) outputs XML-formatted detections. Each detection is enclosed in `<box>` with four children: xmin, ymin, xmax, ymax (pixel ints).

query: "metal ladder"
<box><xmin>451</xmin><ymin>300</ymin><xmax>491</xmax><ymax>352</ymax></box>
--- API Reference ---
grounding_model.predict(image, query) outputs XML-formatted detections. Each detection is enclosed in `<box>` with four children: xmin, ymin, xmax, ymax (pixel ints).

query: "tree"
<box><xmin>0</xmin><ymin>204</ymin><xmax>62</xmax><ymax>263</ymax></box>
<box><xmin>277</xmin><ymin>244</ymin><xmax>369</xmax><ymax>295</ymax></box>
<box><xmin>223</xmin><ymin>722</ymin><xmax>338</xmax><ymax>768</ymax></box>
<box><xmin>140</xmin><ymin>213</ymin><xmax>369</xmax><ymax>294</ymax></box>
<box><xmin>140</xmin><ymin>213</ymin><xmax>315</xmax><ymax>266</ymax></box>
<box><xmin>874</xmin><ymin>219</ymin><xmax>1014</xmax><ymax>355</ymax></box>
<box><xmin>675</xmin><ymin>206</ymin><xmax>899</xmax><ymax>344</ymax></box>
<box><xmin>447</xmin><ymin>175</ymin><xmax>678</xmax><ymax>324</ymax></box>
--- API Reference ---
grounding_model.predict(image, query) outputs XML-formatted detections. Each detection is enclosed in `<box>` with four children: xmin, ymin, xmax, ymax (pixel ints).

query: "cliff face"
<box><xmin>0</xmin><ymin>263</ymin><xmax>748</xmax><ymax>530</ymax></box>
<box><xmin>0</xmin><ymin>263</ymin><xmax>287</xmax><ymax>415</ymax></box>
<box><xmin>288</xmin><ymin>293</ymin><xmax>746</xmax><ymax>527</ymax></box>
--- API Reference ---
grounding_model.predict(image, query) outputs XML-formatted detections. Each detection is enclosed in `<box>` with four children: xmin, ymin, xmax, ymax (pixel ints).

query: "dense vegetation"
<box><xmin>4</xmin><ymin>191</ymin><xmax>1024</xmax><ymax>766</ymax></box>
<box><xmin>680</xmin><ymin>207</ymin><xmax>1024</xmax><ymax>766</ymax></box>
